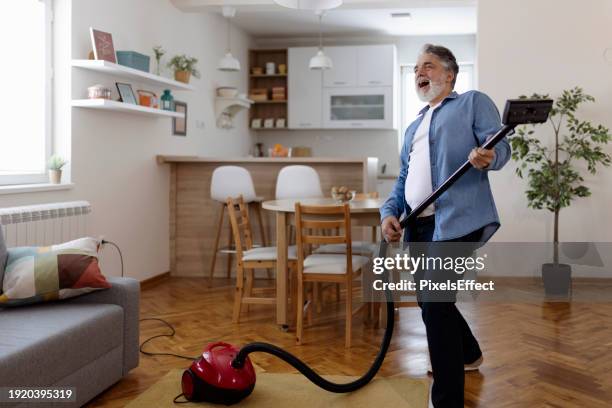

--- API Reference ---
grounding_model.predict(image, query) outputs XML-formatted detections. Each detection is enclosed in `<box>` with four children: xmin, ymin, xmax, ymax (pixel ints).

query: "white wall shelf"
<box><xmin>71</xmin><ymin>59</ymin><xmax>195</xmax><ymax>91</ymax></box>
<box><xmin>215</xmin><ymin>97</ymin><xmax>253</xmax><ymax>129</ymax></box>
<box><xmin>215</xmin><ymin>97</ymin><xmax>253</xmax><ymax>117</ymax></box>
<box><xmin>72</xmin><ymin>99</ymin><xmax>185</xmax><ymax>118</ymax></box>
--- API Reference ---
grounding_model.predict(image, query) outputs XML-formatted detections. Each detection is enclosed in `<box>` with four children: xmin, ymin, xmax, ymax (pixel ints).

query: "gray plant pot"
<box><xmin>542</xmin><ymin>263</ymin><xmax>572</xmax><ymax>299</ymax></box>
<box><xmin>49</xmin><ymin>169</ymin><xmax>62</xmax><ymax>184</ymax></box>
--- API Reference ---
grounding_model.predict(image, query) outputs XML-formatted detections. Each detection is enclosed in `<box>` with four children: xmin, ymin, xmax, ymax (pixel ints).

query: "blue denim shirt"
<box><xmin>380</xmin><ymin>90</ymin><xmax>511</xmax><ymax>242</ymax></box>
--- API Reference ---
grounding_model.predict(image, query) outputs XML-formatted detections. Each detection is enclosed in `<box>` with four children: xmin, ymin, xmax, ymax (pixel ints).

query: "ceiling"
<box><xmin>171</xmin><ymin>0</ymin><xmax>477</xmax><ymax>38</ymax></box>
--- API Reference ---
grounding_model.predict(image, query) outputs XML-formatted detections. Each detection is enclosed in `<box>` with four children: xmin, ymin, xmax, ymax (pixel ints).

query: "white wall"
<box><xmin>0</xmin><ymin>0</ymin><xmax>253</xmax><ymax>280</ymax></box>
<box><xmin>253</xmin><ymin>34</ymin><xmax>476</xmax><ymax>175</ymax></box>
<box><xmin>478</xmin><ymin>0</ymin><xmax>612</xmax><ymax>242</ymax></box>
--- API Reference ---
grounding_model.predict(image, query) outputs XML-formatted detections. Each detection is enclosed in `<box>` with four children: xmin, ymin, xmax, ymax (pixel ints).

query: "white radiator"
<box><xmin>0</xmin><ymin>201</ymin><xmax>91</xmax><ymax>247</ymax></box>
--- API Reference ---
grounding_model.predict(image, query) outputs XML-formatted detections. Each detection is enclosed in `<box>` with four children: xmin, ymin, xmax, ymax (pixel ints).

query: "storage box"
<box><xmin>249</xmin><ymin>88</ymin><xmax>268</xmax><ymax>101</ymax></box>
<box><xmin>271</xmin><ymin>86</ymin><xmax>286</xmax><ymax>101</ymax></box>
<box><xmin>292</xmin><ymin>146</ymin><xmax>312</xmax><ymax>157</ymax></box>
<box><xmin>116</xmin><ymin>51</ymin><xmax>150</xmax><ymax>72</ymax></box>
<box><xmin>250</xmin><ymin>94</ymin><xmax>269</xmax><ymax>102</ymax></box>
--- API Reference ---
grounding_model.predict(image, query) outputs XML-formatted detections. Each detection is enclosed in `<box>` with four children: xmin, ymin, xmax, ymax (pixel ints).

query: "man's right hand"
<box><xmin>381</xmin><ymin>216</ymin><xmax>402</xmax><ymax>242</ymax></box>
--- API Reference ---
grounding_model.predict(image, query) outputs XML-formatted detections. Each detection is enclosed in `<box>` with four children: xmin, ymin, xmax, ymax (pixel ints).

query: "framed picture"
<box><xmin>89</xmin><ymin>28</ymin><xmax>116</xmax><ymax>63</ymax></box>
<box><xmin>173</xmin><ymin>101</ymin><xmax>187</xmax><ymax>136</ymax></box>
<box><xmin>116</xmin><ymin>82</ymin><xmax>137</xmax><ymax>104</ymax></box>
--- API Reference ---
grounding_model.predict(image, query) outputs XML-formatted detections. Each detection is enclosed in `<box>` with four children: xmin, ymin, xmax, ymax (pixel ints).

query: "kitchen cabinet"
<box><xmin>357</xmin><ymin>45</ymin><xmax>395</xmax><ymax>87</ymax></box>
<box><xmin>323</xmin><ymin>46</ymin><xmax>358</xmax><ymax>87</ymax></box>
<box><xmin>323</xmin><ymin>45</ymin><xmax>395</xmax><ymax>88</ymax></box>
<box><xmin>286</xmin><ymin>44</ymin><xmax>397</xmax><ymax>130</ymax></box>
<box><xmin>323</xmin><ymin>87</ymin><xmax>393</xmax><ymax>129</ymax></box>
<box><xmin>288</xmin><ymin>47</ymin><xmax>323</xmax><ymax>129</ymax></box>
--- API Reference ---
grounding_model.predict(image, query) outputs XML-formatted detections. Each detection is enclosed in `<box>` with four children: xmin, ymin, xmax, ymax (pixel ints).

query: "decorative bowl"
<box><xmin>87</xmin><ymin>84</ymin><xmax>112</xmax><ymax>100</ymax></box>
<box><xmin>217</xmin><ymin>87</ymin><xmax>239</xmax><ymax>98</ymax></box>
<box><xmin>331</xmin><ymin>188</ymin><xmax>356</xmax><ymax>203</ymax></box>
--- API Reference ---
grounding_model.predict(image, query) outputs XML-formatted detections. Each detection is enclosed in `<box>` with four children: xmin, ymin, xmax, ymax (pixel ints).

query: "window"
<box><xmin>0</xmin><ymin>0</ymin><xmax>52</xmax><ymax>185</ymax></box>
<box><xmin>399</xmin><ymin>63</ymin><xmax>474</xmax><ymax>150</ymax></box>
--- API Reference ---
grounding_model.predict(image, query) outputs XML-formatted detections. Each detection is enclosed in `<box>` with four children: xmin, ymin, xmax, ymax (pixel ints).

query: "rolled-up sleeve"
<box><xmin>472</xmin><ymin>92</ymin><xmax>511</xmax><ymax>171</ymax></box>
<box><xmin>380</xmin><ymin>129</ymin><xmax>410</xmax><ymax>221</ymax></box>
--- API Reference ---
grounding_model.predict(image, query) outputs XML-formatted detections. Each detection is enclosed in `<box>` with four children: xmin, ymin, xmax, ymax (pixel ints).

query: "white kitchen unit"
<box><xmin>323</xmin><ymin>87</ymin><xmax>393</xmax><ymax>129</ymax></box>
<box><xmin>288</xmin><ymin>44</ymin><xmax>397</xmax><ymax>130</ymax></box>
<box><xmin>357</xmin><ymin>45</ymin><xmax>395</xmax><ymax>87</ymax></box>
<box><xmin>288</xmin><ymin>47</ymin><xmax>323</xmax><ymax>129</ymax></box>
<box><xmin>323</xmin><ymin>45</ymin><xmax>395</xmax><ymax>88</ymax></box>
<box><xmin>322</xmin><ymin>46</ymin><xmax>358</xmax><ymax>87</ymax></box>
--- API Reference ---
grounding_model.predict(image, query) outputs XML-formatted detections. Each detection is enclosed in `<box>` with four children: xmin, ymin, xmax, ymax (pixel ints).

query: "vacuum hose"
<box><xmin>231</xmin><ymin>241</ymin><xmax>394</xmax><ymax>393</ymax></box>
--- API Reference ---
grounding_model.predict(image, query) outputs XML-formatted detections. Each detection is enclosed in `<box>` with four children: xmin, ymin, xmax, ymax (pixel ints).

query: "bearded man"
<box><xmin>380</xmin><ymin>44</ymin><xmax>511</xmax><ymax>408</ymax></box>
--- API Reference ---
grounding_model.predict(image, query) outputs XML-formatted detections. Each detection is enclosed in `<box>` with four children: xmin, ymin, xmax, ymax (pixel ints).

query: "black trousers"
<box><xmin>404</xmin><ymin>215</ymin><xmax>483</xmax><ymax>408</ymax></box>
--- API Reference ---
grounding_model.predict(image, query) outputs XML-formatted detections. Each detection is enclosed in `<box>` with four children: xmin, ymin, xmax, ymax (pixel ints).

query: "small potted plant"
<box><xmin>167</xmin><ymin>54</ymin><xmax>201</xmax><ymax>83</ymax></box>
<box><xmin>48</xmin><ymin>155</ymin><xmax>68</xmax><ymax>184</ymax></box>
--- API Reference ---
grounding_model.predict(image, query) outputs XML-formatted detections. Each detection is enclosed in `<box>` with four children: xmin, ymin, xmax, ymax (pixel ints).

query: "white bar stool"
<box><xmin>275</xmin><ymin>165</ymin><xmax>324</xmax><ymax>200</ymax></box>
<box><xmin>209</xmin><ymin>166</ymin><xmax>267</xmax><ymax>285</ymax></box>
<box><xmin>275</xmin><ymin>165</ymin><xmax>324</xmax><ymax>244</ymax></box>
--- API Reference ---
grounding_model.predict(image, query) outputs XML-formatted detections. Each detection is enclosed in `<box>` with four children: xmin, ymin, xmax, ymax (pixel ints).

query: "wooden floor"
<box><xmin>88</xmin><ymin>277</ymin><xmax>612</xmax><ymax>407</ymax></box>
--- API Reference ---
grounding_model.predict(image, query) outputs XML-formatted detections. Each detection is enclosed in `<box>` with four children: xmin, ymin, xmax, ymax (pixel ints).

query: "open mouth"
<box><xmin>417</xmin><ymin>78</ymin><xmax>431</xmax><ymax>89</ymax></box>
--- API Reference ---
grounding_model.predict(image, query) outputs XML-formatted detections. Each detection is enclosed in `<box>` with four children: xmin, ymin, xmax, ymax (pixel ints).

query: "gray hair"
<box><xmin>420</xmin><ymin>44</ymin><xmax>459</xmax><ymax>88</ymax></box>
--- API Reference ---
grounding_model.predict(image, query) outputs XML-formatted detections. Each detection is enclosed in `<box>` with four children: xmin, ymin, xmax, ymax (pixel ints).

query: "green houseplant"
<box><xmin>510</xmin><ymin>87</ymin><xmax>611</xmax><ymax>295</ymax></box>
<box><xmin>167</xmin><ymin>54</ymin><xmax>201</xmax><ymax>84</ymax></box>
<box><xmin>48</xmin><ymin>155</ymin><xmax>68</xmax><ymax>184</ymax></box>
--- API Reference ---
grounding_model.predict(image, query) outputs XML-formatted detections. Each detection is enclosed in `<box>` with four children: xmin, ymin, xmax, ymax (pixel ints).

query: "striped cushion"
<box><xmin>303</xmin><ymin>254</ymin><xmax>370</xmax><ymax>274</ymax></box>
<box><xmin>0</xmin><ymin>237</ymin><xmax>110</xmax><ymax>307</ymax></box>
<box><xmin>242</xmin><ymin>246</ymin><xmax>297</xmax><ymax>261</ymax></box>
<box><xmin>314</xmin><ymin>241</ymin><xmax>378</xmax><ymax>256</ymax></box>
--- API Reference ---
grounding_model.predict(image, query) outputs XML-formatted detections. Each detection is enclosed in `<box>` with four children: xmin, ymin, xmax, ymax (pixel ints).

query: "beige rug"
<box><xmin>126</xmin><ymin>368</ymin><xmax>429</xmax><ymax>408</ymax></box>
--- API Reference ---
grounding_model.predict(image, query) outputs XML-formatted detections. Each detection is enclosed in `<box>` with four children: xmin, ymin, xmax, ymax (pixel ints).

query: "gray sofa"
<box><xmin>0</xmin><ymin>229</ymin><xmax>140</xmax><ymax>407</ymax></box>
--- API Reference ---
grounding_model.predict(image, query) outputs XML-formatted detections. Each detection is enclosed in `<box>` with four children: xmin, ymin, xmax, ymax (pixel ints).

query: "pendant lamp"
<box><xmin>218</xmin><ymin>6</ymin><xmax>241</xmax><ymax>72</ymax></box>
<box><xmin>309</xmin><ymin>11</ymin><xmax>332</xmax><ymax>70</ymax></box>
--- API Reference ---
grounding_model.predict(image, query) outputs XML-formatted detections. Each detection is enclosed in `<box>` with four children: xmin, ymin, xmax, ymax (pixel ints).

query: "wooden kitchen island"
<box><xmin>157</xmin><ymin>155</ymin><xmax>378</xmax><ymax>278</ymax></box>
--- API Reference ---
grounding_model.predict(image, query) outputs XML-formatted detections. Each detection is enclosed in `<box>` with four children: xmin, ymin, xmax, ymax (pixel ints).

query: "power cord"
<box><xmin>101</xmin><ymin>241</ymin><xmax>196</xmax><ymax>403</ymax></box>
<box><xmin>139</xmin><ymin>318</ymin><xmax>198</xmax><ymax>361</ymax></box>
<box><xmin>139</xmin><ymin>318</ymin><xmax>215</xmax><ymax>405</ymax></box>
<box><xmin>101</xmin><ymin>239</ymin><xmax>124</xmax><ymax>277</ymax></box>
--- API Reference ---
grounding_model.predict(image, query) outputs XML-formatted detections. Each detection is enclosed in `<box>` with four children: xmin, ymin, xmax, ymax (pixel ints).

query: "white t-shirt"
<box><xmin>404</xmin><ymin>103</ymin><xmax>441</xmax><ymax>217</ymax></box>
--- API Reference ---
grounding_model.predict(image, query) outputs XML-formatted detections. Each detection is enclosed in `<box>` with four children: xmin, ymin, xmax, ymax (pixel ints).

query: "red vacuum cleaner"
<box><xmin>181</xmin><ymin>99</ymin><xmax>553</xmax><ymax>405</ymax></box>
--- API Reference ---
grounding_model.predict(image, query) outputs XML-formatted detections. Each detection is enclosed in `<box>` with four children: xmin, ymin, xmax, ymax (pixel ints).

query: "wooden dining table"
<box><xmin>262</xmin><ymin>197</ymin><xmax>385</xmax><ymax>329</ymax></box>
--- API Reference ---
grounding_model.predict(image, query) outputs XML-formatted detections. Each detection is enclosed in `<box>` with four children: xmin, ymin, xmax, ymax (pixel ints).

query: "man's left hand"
<box><xmin>469</xmin><ymin>147</ymin><xmax>495</xmax><ymax>170</ymax></box>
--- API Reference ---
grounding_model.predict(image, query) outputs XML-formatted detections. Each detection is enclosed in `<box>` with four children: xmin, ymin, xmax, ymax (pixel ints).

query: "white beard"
<box><xmin>416</xmin><ymin>79</ymin><xmax>447</xmax><ymax>103</ymax></box>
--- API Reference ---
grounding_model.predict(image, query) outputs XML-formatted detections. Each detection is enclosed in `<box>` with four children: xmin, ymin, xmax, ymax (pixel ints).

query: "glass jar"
<box><xmin>160</xmin><ymin>89</ymin><xmax>174</xmax><ymax>111</ymax></box>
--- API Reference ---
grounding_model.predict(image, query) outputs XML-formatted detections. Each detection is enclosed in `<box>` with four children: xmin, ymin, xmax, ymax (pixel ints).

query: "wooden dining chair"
<box><xmin>310</xmin><ymin>192</ymin><xmax>380</xmax><ymax>313</ymax></box>
<box><xmin>295</xmin><ymin>202</ymin><xmax>370</xmax><ymax>348</ymax></box>
<box><xmin>227</xmin><ymin>195</ymin><xmax>297</xmax><ymax>323</ymax></box>
<box><xmin>314</xmin><ymin>191</ymin><xmax>380</xmax><ymax>257</ymax></box>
